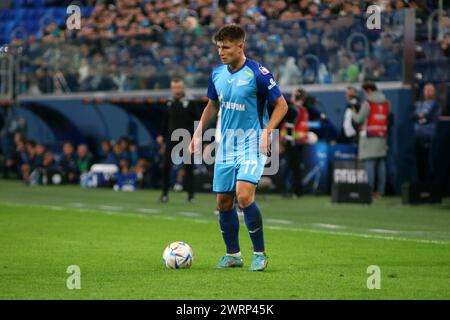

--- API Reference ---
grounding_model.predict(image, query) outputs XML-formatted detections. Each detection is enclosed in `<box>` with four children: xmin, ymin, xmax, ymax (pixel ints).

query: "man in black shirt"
<box><xmin>338</xmin><ymin>86</ymin><xmax>361</xmax><ymax>144</ymax></box>
<box><xmin>157</xmin><ymin>78</ymin><xmax>199</xmax><ymax>203</ymax></box>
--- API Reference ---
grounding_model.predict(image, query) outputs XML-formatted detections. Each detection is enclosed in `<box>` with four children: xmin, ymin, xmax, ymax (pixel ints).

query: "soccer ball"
<box><xmin>162</xmin><ymin>241</ymin><xmax>193</xmax><ymax>269</ymax></box>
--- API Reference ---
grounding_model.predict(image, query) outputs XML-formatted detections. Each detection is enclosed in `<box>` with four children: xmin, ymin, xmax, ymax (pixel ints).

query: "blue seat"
<box><xmin>24</xmin><ymin>9</ymin><xmax>35</xmax><ymax>20</ymax></box>
<box><xmin>4</xmin><ymin>21</ymin><xmax>16</xmax><ymax>34</ymax></box>
<box><xmin>35</xmin><ymin>8</ymin><xmax>46</xmax><ymax>18</ymax></box>
<box><xmin>54</xmin><ymin>7</ymin><xmax>67</xmax><ymax>19</ymax></box>
<box><xmin>33</xmin><ymin>0</ymin><xmax>45</xmax><ymax>8</ymax></box>
<box><xmin>26</xmin><ymin>21</ymin><xmax>40</xmax><ymax>35</ymax></box>
<box><xmin>15</xmin><ymin>9</ymin><xmax>26</xmax><ymax>21</ymax></box>
<box><xmin>5</xmin><ymin>9</ymin><xmax>15</xmax><ymax>20</ymax></box>
<box><xmin>45</xmin><ymin>7</ymin><xmax>56</xmax><ymax>16</ymax></box>
<box><xmin>82</xmin><ymin>6</ymin><xmax>94</xmax><ymax>17</ymax></box>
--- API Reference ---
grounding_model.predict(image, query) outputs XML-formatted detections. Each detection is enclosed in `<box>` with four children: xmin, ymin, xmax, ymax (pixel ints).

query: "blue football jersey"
<box><xmin>207</xmin><ymin>58</ymin><xmax>282</xmax><ymax>163</ymax></box>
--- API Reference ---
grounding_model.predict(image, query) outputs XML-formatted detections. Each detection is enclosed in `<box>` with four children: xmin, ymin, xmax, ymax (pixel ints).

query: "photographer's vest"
<box><xmin>362</xmin><ymin>100</ymin><xmax>389</xmax><ymax>138</ymax></box>
<box><xmin>281</xmin><ymin>105</ymin><xmax>309</xmax><ymax>144</ymax></box>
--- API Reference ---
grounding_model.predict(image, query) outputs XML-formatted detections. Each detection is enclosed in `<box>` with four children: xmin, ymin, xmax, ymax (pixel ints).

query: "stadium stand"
<box><xmin>3</xmin><ymin>0</ymin><xmax>443</xmax><ymax>92</ymax></box>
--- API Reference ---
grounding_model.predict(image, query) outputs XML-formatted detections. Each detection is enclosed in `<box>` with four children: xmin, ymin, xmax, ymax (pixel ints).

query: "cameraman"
<box><xmin>338</xmin><ymin>86</ymin><xmax>361</xmax><ymax>144</ymax></box>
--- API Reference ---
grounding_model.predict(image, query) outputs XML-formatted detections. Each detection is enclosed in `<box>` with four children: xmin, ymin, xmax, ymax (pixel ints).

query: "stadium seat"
<box><xmin>54</xmin><ymin>7</ymin><xmax>67</xmax><ymax>19</ymax></box>
<box><xmin>4</xmin><ymin>21</ymin><xmax>16</xmax><ymax>36</ymax></box>
<box><xmin>33</xmin><ymin>0</ymin><xmax>45</xmax><ymax>8</ymax></box>
<box><xmin>5</xmin><ymin>9</ymin><xmax>15</xmax><ymax>20</ymax></box>
<box><xmin>82</xmin><ymin>6</ymin><xmax>94</xmax><ymax>17</ymax></box>
<box><xmin>23</xmin><ymin>9</ymin><xmax>35</xmax><ymax>20</ymax></box>
<box><xmin>15</xmin><ymin>8</ymin><xmax>26</xmax><ymax>21</ymax></box>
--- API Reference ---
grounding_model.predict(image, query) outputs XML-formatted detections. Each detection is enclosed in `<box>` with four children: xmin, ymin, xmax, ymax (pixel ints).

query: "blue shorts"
<box><xmin>213</xmin><ymin>155</ymin><xmax>267</xmax><ymax>193</ymax></box>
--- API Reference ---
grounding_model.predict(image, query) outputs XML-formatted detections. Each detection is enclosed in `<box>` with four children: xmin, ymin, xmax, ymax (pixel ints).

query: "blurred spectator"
<box><xmin>128</xmin><ymin>140</ymin><xmax>140</xmax><ymax>167</ymax></box>
<box><xmin>33</xmin><ymin>144</ymin><xmax>46</xmax><ymax>170</ymax></box>
<box><xmin>21</xmin><ymin>140</ymin><xmax>37</xmax><ymax>182</ymax></box>
<box><xmin>99</xmin><ymin>140</ymin><xmax>114</xmax><ymax>163</ymax></box>
<box><xmin>361</xmin><ymin>56</ymin><xmax>385</xmax><ymax>81</ymax></box>
<box><xmin>0</xmin><ymin>107</ymin><xmax>27</xmax><ymax>158</ymax></box>
<box><xmin>58</xmin><ymin>142</ymin><xmax>78</xmax><ymax>183</ymax></box>
<box><xmin>76</xmin><ymin>144</ymin><xmax>93</xmax><ymax>175</ymax></box>
<box><xmin>119</xmin><ymin>159</ymin><xmax>131</xmax><ymax>175</ymax></box>
<box><xmin>440</xmin><ymin>33</ymin><xmax>450</xmax><ymax>58</ymax></box>
<box><xmin>29</xmin><ymin>150</ymin><xmax>59</xmax><ymax>186</ymax></box>
<box><xmin>351</xmin><ymin>81</ymin><xmax>391</xmax><ymax>198</ymax></box>
<box><xmin>108</xmin><ymin>141</ymin><xmax>127</xmax><ymax>165</ymax></box>
<box><xmin>413</xmin><ymin>83</ymin><xmax>441</xmax><ymax>183</ymax></box>
<box><xmin>336</xmin><ymin>52</ymin><xmax>360</xmax><ymax>83</ymax></box>
<box><xmin>278</xmin><ymin>57</ymin><xmax>302</xmax><ymax>86</ymax></box>
<box><xmin>2</xmin><ymin>134</ymin><xmax>26</xmax><ymax>179</ymax></box>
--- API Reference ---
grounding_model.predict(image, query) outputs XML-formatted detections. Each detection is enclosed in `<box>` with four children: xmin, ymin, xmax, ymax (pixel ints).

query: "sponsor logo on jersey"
<box><xmin>221</xmin><ymin>101</ymin><xmax>246</xmax><ymax>111</ymax></box>
<box><xmin>259</xmin><ymin>65</ymin><xmax>270</xmax><ymax>75</ymax></box>
<box><xmin>227</xmin><ymin>78</ymin><xmax>235</xmax><ymax>84</ymax></box>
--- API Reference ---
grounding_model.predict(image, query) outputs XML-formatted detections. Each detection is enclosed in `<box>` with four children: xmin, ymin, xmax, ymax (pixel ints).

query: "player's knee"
<box><xmin>217</xmin><ymin>195</ymin><xmax>234</xmax><ymax>212</ymax></box>
<box><xmin>236</xmin><ymin>192</ymin><xmax>254</xmax><ymax>209</ymax></box>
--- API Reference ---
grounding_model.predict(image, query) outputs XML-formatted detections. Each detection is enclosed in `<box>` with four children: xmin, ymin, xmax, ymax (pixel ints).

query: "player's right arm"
<box><xmin>189</xmin><ymin>99</ymin><xmax>219</xmax><ymax>155</ymax></box>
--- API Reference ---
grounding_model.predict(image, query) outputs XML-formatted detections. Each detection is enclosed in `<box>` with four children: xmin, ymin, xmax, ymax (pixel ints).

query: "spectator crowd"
<box><xmin>1</xmin><ymin>132</ymin><xmax>154</xmax><ymax>188</ymax></box>
<box><xmin>6</xmin><ymin>0</ymin><xmax>447</xmax><ymax>93</ymax></box>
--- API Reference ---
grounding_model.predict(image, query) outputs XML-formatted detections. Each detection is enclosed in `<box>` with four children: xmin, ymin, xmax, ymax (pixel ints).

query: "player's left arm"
<box><xmin>265</xmin><ymin>95</ymin><xmax>288</xmax><ymax>134</ymax></box>
<box><xmin>256</xmin><ymin>69</ymin><xmax>288</xmax><ymax>155</ymax></box>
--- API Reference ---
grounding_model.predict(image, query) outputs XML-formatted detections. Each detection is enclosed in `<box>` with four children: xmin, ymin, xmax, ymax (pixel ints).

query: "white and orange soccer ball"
<box><xmin>162</xmin><ymin>241</ymin><xmax>193</xmax><ymax>269</ymax></box>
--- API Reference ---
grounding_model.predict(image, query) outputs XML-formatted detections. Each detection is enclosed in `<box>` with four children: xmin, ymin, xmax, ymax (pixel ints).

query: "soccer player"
<box><xmin>189</xmin><ymin>25</ymin><xmax>288</xmax><ymax>271</ymax></box>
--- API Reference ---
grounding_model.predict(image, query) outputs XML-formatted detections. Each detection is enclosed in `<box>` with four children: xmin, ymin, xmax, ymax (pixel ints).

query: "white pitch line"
<box><xmin>137</xmin><ymin>208</ymin><xmax>161</xmax><ymax>214</ymax></box>
<box><xmin>368</xmin><ymin>229</ymin><xmax>400</xmax><ymax>234</ymax></box>
<box><xmin>99</xmin><ymin>205</ymin><xmax>122</xmax><ymax>211</ymax></box>
<box><xmin>313</xmin><ymin>223</ymin><xmax>346</xmax><ymax>230</ymax></box>
<box><xmin>69</xmin><ymin>202</ymin><xmax>86</xmax><ymax>208</ymax></box>
<box><xmin>48</xmin><ymin>206</ymin><xmax>64</xmax><ymax>211</ymax></box>
<box><xmin>177</xmin><ymin>211</ymin><xmax>201</xmax><ymax>217</ymax></box>
<box><xmin>2</xmin><ymin>202</ymin><xmax>447</xmax><ymax>245</ymax></box>
<box><xmin>192</xmin><ymin>219</ymin><xmax>210</xmax><ymax>224</ymax></box>
<box><xmin>267</xmin><ymin>218</ymin><xmax>293</xmax><ymax>225</ymax></box>
<box><xmin>282</xmin><ymin>226</ymin><xmax>448</xmax><ymax>245</ymax></box>
<box><xmin>266</xmin><ymin>226</ymin><xmax>283</xmax><ymax>230</ymax></box>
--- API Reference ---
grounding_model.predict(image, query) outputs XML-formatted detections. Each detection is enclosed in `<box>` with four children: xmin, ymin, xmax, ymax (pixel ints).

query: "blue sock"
<box><xmin>219</xmin><ymin>207</ymin><xmax>240</xmax><ymax>254</ymax></box>
<box><xmin>242</xmin><ymin>202</ymin><xmax>265</xmax><ymax>253</ymax></box>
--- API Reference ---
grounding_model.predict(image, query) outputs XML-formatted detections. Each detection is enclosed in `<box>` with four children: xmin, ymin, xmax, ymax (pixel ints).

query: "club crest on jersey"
<box><xmin>258</xmin><ymin>66</ymin><xmax>270</xmax><ymax>75</ymax></box>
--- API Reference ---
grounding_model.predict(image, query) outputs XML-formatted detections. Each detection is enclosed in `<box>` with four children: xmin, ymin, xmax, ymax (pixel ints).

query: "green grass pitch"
<box><xmin>0</xmin><ymin>180</ymin><xmax>449</xmax><ymax>299</ymax></box>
